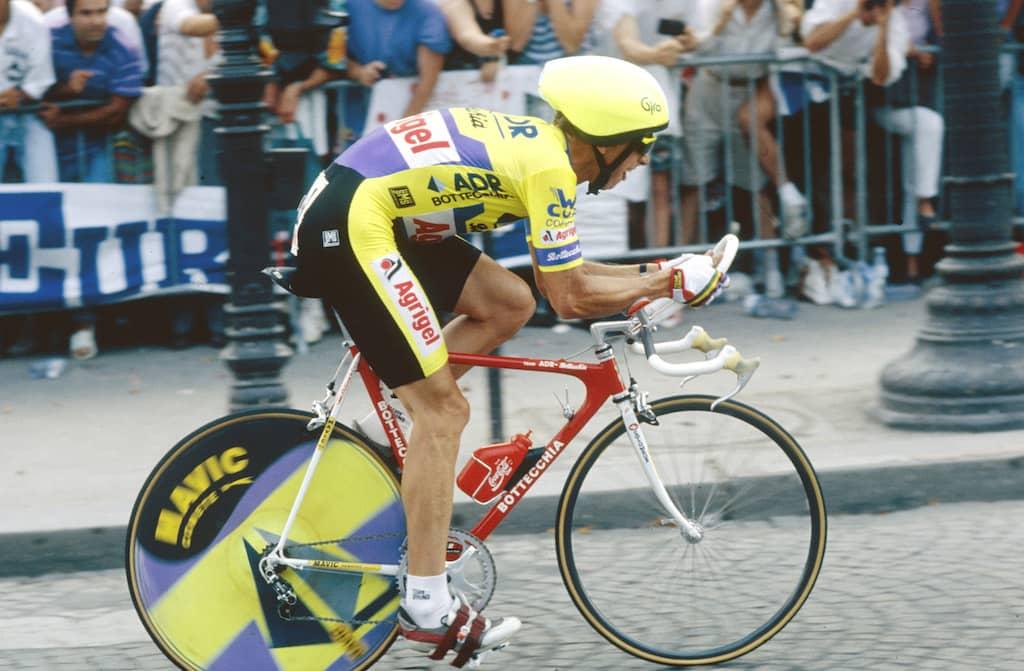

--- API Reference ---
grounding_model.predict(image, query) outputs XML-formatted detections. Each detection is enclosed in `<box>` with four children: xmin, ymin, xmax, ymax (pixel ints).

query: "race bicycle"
<box><xmin>126</xmin><ymin>235</ymin><xmax>827</xmax><ymax>669</ymax></box>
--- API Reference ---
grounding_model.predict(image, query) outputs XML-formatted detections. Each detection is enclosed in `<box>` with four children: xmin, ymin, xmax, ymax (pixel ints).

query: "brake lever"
<box><xmin>710</xmin><ymin>351</ymin><xmax>761</xmax><ymax>411</ymax></box>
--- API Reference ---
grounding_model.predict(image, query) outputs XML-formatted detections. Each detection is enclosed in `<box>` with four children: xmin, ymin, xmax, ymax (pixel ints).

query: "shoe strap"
<box><xmin>451</xmin><ymin>613</ymin><xmax>487</xmax><ymax>668</ymax></box>
<box><xmin>429</xmin><ymin>602</ymin><xmax>472</xmax><ymax>661</ymax></box>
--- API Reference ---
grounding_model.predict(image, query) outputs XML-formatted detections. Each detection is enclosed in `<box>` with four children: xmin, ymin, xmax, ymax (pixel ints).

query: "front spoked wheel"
<box><xmin>556</xmin><ymin>395</ymin><xmax>826</xmax><ymax>666</ymax></box>
<box><xmin>126</xmin><ymin>409</ymin><xmax>405</xmax><ymax>670</ymax></box>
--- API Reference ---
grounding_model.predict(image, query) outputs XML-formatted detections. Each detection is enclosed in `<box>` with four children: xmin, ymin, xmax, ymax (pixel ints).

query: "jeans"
<box><xmin>57</xmin><ymin>131</ymin><xmax>114</xmax><ymax>183</ymax></box>
<box><xmin>0</xmin><ymin>116</ymin><xmax>59</xmax><ymax>183</ymax></box>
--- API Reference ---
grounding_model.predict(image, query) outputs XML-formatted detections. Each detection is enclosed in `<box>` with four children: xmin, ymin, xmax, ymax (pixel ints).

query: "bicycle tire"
<box><xmin>126</xmin><ymin>409</ymin><xmax>404</xmax><ymax>671</ymax></box>
<box><xmin>555</xmin><ymin>395</ymin><xmax>827</xmax><ymax>666</ymax></box>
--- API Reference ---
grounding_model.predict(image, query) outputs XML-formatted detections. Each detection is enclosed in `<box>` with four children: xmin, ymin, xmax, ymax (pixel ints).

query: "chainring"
<box><xmin>397</xmin><ymin>527</ymin><xmax>496</xmax><ymax>611</ymax></box>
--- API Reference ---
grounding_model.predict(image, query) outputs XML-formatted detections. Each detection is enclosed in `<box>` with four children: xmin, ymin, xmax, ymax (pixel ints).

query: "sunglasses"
<box><xmin>632</xmin><ymin>137</ymin><xmax>656</xmax><ymax>157</ymax></box>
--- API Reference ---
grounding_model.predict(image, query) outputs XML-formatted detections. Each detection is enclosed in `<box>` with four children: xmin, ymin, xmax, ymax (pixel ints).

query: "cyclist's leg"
<box><xmin>444</xmin><ymin>254</ymin><xmax>535</xmax><ymax>378</ymax></box>
<box><xmin>392</xmin><ymin>367</ymin><xmax>468</xmax><ymax>578</ymax></box>
<box><xmin>399</xmin><ymin>236</ymin><xmax>535</xmax><ymax>379</ymax></box>
<box><xmin>297</xmin><ymin>172</ymin><xmax>520</xmax><ymax>655</ymax></box>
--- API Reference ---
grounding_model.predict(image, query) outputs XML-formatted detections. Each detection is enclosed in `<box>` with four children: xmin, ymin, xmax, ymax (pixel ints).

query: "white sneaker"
<box><xmin>778</xmin><ymin>182</ymin><xmax>808</xmax><ymax>239</ymax></box>
<box><xmin>69</xmin><ymin>326</ymin><xmax>98</xmax><ymax>360</ymax></box>
<box><xmin>800</xmin><ymin>259</ymin><xmax>833</xmax><ymax>305</ymax></box>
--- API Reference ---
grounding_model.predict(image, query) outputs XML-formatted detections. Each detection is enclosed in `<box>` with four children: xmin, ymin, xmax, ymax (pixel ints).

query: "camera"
<box><xmin>656</xmin><ymin>18</ymin><xmax>687</xmax><ymax>36</ymax></box>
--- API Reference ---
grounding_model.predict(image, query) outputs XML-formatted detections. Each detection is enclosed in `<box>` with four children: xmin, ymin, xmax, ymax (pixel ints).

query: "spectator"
<box><xmin>149</xmin><ymin>0</ymin><xmax>217</xmax><ymax>200</ymax></box>
<box><xmin>516</xmin><ymin>0</ymin><xmax>600</xmax><ymax>64</ymax></box>
<box><xmin>44</xmin><ymin>0</ymin><xmax>150</xmax><ymax>77</ymax></box>
<box><xmin>260</xmin><ymin>0</ymin><xmax>351</xmax><ymax>345</ymax></box>
<box><xmin>344</xmin><ymin>0</ymin><xmax>451</xmax><ymax>128</ymax></box>
<box><xmin>261</xmin><ymin>0</ymin><xmax>347</xmax><ymax>161</ymax></box>
<box><xmin>726</xmin><ymin>1</ymin><xmax>807</xmax><ymax>250</ymax></box>
<box><xmin>795</xmin><ymin>1</ymin><xmax>940</xmax><ymax>285</ymax></box>
<box><xmin>437</xmin><ymin>0</ymin><xmax>519</xmax><ymax>83</ymax></box>
<box><xmin>30</xmin><ymin>0</ymin><xmax>54</xmax><ymax>11</ymax></box>
<box><xmin>597</xmin><ymin>0</ymin><xmax>697</xmax><ymax>249</ymax></box>
<box><xmin>43</xmin><ymin>0</ymin><xmax>144</xmax><ymax>359</ymax></box>
<box><xmin>900</xmin><ymin>0</ymin><xmax>940</xmax><ymax>107</ymax></box>
<box><xmin>1</xmin><ymin>0</ymin><xmax>58</xmax><ymax>183</ymax></box>
<box><xmin>41</xmin><ymin>0</ymin><xmax>144</xmax><ymax>183</ymax></box>
<box><xmin>682</xmin><ymin>0</ymin><xmax>803</xmax><ymax>297</ymax></box>
<box><xmin>871</xmin><ymin>0</ymin><xmax>944</xmax><ymax>283</ymax></box>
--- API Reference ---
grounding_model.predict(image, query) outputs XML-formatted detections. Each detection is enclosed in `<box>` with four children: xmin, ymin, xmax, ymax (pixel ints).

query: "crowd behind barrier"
<box><xmin>3</xmin><ymin>0</ymin><xmax>1024</xmax><ymax>360</ymax></box>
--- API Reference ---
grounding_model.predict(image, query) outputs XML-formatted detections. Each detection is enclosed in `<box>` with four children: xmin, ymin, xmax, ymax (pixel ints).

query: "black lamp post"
<box><xmin>877</xmin><ymin>0</ymin><xmax>1024</xmax><ymax>429</ymax></box>
<box><xmin>209</xmin><ymin>0</ymin><xmax>291</xmax><ymax>408</ymax></box>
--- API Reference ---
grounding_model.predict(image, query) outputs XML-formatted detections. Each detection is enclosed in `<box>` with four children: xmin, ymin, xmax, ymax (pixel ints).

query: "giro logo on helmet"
<box><xmin>640</xmin><ymin>97</ymin><xmax>663</xmax><ymax>114</ymax></box>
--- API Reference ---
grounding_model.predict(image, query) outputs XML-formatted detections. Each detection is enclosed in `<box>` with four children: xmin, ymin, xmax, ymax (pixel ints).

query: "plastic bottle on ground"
<box><xmin>743</xmin><ymin>294</ymin><xmax>799</xmax><ymax>320</ymax></box>
<box><xmin>863</xmin><ymin>247</ymin><xmax>889</xmax><ymax>309</ymax></box>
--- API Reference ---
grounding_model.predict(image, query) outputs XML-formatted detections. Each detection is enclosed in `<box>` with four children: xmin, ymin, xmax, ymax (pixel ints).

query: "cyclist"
<box><xmin>290</xmin><ymin>54</ymin><xmax>728</xmax><ymax>665</ymax></box>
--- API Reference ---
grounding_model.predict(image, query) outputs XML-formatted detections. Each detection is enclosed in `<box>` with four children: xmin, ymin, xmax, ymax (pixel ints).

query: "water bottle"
<box><xmin>457</xmin><ymin>431</ymin><xmax>532</xmax><ymax>504</ymax></box>
<box><xmin>863</xmin><ymin>247</ymin><xmax>889</xmax><ymax>309</ymax></box>
<box><xmin>743</xmin><ymin>294</ymin><xmax>799</xmax><ymax>320</ymax></box>
<box><xmin>29</xmin><ymin>357</ymin><xmax>68</xmax><ymax>380</ymax></box>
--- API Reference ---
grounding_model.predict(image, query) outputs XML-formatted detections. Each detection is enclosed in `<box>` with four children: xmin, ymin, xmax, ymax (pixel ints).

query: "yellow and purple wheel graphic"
<box><xmin>126</xmin><ymin>410</ymin><xmax>405</xmax><ymax>670</ymax></box>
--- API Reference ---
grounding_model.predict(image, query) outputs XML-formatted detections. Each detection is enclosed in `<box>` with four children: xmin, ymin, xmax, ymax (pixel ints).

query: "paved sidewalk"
<box><xmin>2</xmin><ymin>295</ymin><xmax>1023</xmax><ymax>536</ymax></box>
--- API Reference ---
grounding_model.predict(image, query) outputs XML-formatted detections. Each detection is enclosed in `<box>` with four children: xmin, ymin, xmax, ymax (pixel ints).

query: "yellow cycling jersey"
<box><xmin>333</xmin><ymin>107</ymin><xmax>583</xmax><ymax>272</ymax></box>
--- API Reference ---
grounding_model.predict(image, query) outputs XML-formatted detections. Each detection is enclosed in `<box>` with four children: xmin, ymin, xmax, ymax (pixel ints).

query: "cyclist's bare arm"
<box><xmin>576</xmin><ymin>260</ymin><xmax>650</xmax><ymax>278</ymax></box>
<box><xmin>533</xmin><ymin>257</ymin><xmax>672</xmax><ymax>320</ymax></box>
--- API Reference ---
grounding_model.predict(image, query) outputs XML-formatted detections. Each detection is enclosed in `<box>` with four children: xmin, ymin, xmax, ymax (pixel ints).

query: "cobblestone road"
<box><xmin>2</xmin><ymin>501</ymin><xmax>1022</xmax><ymax>670</ymax></box>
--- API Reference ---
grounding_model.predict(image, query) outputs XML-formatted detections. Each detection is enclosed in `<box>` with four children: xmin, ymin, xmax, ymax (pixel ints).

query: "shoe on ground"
<box><xmin>69</xmin><ymin>326</ymin><xmax>97</xmax><ymax>361</ymax></box>
<box><xmin>398</xmin><ymin>594</ymin><xmax>521</xmax><ymax>668</ymax></box>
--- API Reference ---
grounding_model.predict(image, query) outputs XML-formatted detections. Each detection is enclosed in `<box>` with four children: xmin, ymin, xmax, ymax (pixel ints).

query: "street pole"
<box><xmin>210</xmin><ymin>0</ymin><xmax>291</xmax><ymax>409</ymax></box>
<box><xmin>877</xmin><ymin>0</ymin><xmax>1024</xmax><ymax>429</ymax></box>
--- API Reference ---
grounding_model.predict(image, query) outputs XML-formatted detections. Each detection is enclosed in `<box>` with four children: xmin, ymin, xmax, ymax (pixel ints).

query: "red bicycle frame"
<box><xmin>356</xmin><ymin>345</ymin><xmax>629</xmax><ymax>542</ymax></box>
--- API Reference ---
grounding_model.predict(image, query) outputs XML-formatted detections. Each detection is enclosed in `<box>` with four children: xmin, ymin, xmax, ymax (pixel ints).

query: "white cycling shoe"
<box><xmin>398</xmin><ymin>594</ymin><xmax>521</xmax><ymax>669</ymax></box>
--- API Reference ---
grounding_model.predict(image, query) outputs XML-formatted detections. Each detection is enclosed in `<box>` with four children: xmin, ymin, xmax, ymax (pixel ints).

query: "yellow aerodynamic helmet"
<box><xmin>539</xmin><ymin>55</ymin><xmax>670</xmax><ymax>193</ymax></box>
<box><xmin>539</xmin><ymin>55</ymin><xmax>670</xmax><ymax>144</ymax></box>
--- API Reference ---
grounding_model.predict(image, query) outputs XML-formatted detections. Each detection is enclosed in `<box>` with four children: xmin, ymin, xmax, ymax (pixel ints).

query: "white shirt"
<box><xmin>157</xmin><ymin>0</ymin><xmax>214</xmax><ymax>87</ymax></box>
<box><xmin>595</xmin><ymin>0</ymin><xmax>696</xmax><ymax>136</ymax></box>
<box><xmin>801</xmin><ymin>0</ymin><xmax>909</xmax><ymax>85</ymax></box>
<box><xmin>44</xmin><ymin>4</ymin><xmax>150</xmax><ymax>76</ymax></box>
<box><xmin>1</xmin><ymin>0</ymin><xmax>55</xmax><ymax>99</ymax></box>
<box><xmin>694</xmin><ymin>0</ymin><xmax>785</xmax><ymax>79</ymax></box>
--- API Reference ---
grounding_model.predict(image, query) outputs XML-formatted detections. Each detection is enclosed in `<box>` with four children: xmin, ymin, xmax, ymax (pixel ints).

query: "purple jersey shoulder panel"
<box><xmin>335</xmin><ymin>126</ymin><xmax>409</xmax><ymax>177</ymax></box>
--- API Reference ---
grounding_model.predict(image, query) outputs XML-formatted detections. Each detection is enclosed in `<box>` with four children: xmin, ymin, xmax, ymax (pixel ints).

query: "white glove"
<box><xmin>668</xmin><ymin>254</ymin><xmax>728</xmax><ymax>307</ymax></box>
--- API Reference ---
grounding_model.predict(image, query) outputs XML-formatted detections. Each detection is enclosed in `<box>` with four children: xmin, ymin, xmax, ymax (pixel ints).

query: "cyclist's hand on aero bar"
<box><xmin>668</xmin><ymin>254</ymin><xmax>729</xmax><ymax>307</ymax></box>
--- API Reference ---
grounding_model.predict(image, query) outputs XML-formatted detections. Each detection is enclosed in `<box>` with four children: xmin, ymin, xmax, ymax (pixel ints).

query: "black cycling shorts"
<box><xmin>295</xmin><ymin>163</ymin><xmax>482</xmax><ymax>388</ymax></box>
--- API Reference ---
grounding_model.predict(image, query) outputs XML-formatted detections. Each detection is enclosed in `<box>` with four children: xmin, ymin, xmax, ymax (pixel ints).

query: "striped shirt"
<box><xmin>50</xmin><ymin>23</ymin><xmax>144</xmax><ymax>100</ymax></box>
<box><xmin>519</xmin><ymin>2</ymin><xmax>598</xmax><ymax>65</ymax></box>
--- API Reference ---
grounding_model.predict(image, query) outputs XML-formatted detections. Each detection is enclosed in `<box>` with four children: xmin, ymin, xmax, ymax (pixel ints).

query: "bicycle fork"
<box><xmin>614</xmin><ymin>392</ymin><xmax>704</xmax><ymax>544</ymax></box>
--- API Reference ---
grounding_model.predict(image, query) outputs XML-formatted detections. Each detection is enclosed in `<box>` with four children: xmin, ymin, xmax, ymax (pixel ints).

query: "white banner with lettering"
<box><xmin>0</xmin><ymin>184</ymin><xmax>227</xmax><ymax>315</ymax></box>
